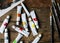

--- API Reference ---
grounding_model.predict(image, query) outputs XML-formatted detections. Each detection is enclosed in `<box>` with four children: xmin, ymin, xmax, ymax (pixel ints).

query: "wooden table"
<box><xmin>0</xmin><ymin>0</ymin><xmax>60</xmax><ymax>43</ymax></box>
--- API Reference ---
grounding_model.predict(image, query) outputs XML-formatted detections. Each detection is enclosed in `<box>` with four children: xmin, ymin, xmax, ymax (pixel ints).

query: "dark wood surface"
<box><xmin>0</xmin><ymin>0</ymin><xmax>60</xmax><ymax>43</ymax></box>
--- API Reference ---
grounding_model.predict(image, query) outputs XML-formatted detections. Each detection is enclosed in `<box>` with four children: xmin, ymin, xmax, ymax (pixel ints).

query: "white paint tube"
<box><xmin>21</xmin><ymin>2</ymin><xmax>30</xmax><ymax>17</ymax></box>
<box><xmin>28</xmin><ymin>18</ymin><xmax>38</xmax><ymax>36</ymax></box>
<box><xmin>21</xmin><ymin>13</ymin><xmax>28</xmax><ymax>31</ymax></box>
<box><xmin>12</xmin><ymin>25</ymin><xmax>29</xmax><ymax>37</ymax></box>
<box><xmin>32</xmin><ymin>34</ymin><xmax>42</xmax><ymax>43</ymax></box>
<box><xmin>4</xmin><ymin>29</ymin><xmax>9</xmax><ymax>43</ymax></box>
<box><xmin>13</xmin><ymin>33</ymin><xmax>23</xmax><ymax>43</ymax></box>
<box><xmin>16</xmin><ymin>6</ymin><xmax>22</xmax><ymax>25</ymax></box>
<box><xmin>0</xmin><ymin>15</ymin><xmax>10</xmax><ymax>33</ymax></box>
<box><xmin>30</xmin><ymin>10</ymin><xmax>39</xmax><ymax>29</ymax></box>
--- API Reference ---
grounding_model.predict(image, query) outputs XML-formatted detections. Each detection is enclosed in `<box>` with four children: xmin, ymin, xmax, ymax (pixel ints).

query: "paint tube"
<box><xmin>0</xmin><ymin>15</ymin><xmax>10</xmax><ymax>33</ymax></box>
<box><xmin>16</xmin><ymin>6</ymin><xmax>22</xmax><ymax>25</ymax></box>
<box><xmin>13</xmin><ymin>33</ymin><xmax>23</xmax><ymax>43</ymax></box>
<box><xmin>12</xmin><ymin>25</ymin><xmax>29</xmax><ymax>37</ymax></box>
<box><xmin>21</xmin><ymin>13</ymin><xmax>28</xmax><ymax>31</ymax></box>
<box><xmin>32</xmin><ymin>34</ymin><xmax>41</xmax><ymax>43</ymax></box>
<box><xmin>4</xmin><ymin>29</ymin><xmax>9</xmax><ymax>43</ymax></box>
<box><xmin>28</xmin><ymin>18</ymin><xmax>38</xmax><ymax>36</ymax></box>
<box><xmin>21</xmin><ymin>2</ymin><xmax>30</xmax><ymax>17</ymax></box>
<box><xmin>30</xmin><ymin>10</ymin><xmax>39</xmax><ymax>29</ymax></box>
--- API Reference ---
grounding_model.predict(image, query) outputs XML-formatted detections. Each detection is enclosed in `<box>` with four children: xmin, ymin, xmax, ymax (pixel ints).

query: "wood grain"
<box><xmin>0</xmin><ymin>0</ymin><xmax>60</xmax><ymax>43</ymax></box>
